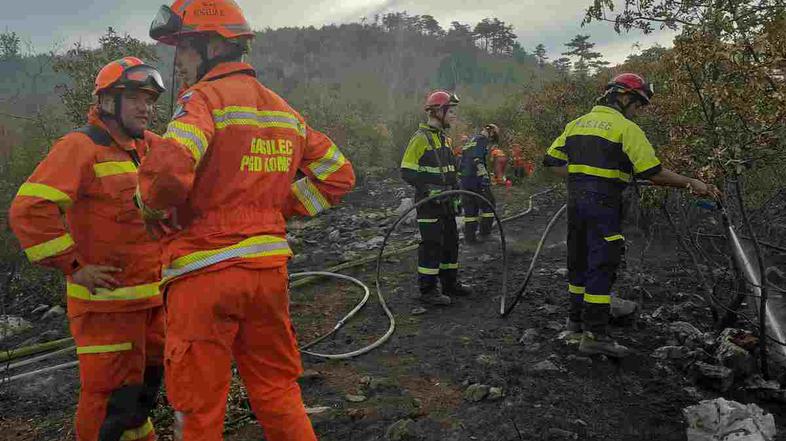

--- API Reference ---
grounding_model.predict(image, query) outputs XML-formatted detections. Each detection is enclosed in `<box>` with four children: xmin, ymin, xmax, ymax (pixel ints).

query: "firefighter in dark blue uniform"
<box><xmin>460</xmin><ymin>124</ymin><xmax>500</xmax><ymax>243</ymax></box>
<box><xmin>543</xmin><ymin>73</ymin><xmax>720</xmax><ymax>357</ymax></box>
<box><xmin>400</xmin><ymin>90</ymin><xmax>472</xmax><ymax>306</ymax></box>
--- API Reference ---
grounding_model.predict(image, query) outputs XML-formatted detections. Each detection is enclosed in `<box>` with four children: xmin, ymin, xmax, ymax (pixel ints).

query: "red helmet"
<box><xmin>150</xmin><ymin>0</ymin><xmax>254</xmax><ymax>45</ymax></box>
<box><xmin>424</xmin><ymin>90</ymin><xmax>460</xmax><ymax>111</ymax></box>
<box><xmin>606</xmin><ymin>73</ymin><xmax>654</xmax><ymax>104</ymax></box>
<box><xmin>93</xmin><ymin>57</ymin><xmax>165</xmax><ymax>96</ymax></box>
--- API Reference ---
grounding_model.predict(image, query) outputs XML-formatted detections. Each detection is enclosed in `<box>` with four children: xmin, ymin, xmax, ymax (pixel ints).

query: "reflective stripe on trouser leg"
<box><xmin>417</xmin><ymin>215</ymin><xmax>443</xmax><ymax>291</ymax></box>
<box><xmin>583</xmin><ymin>192</ymin><xmax>623</xmax><ymax>333</ymax></box>
<box><xmin>439</xmin><ymin>215</ymin><xmax>459</xmax><ymax>289</ymax></box>
<box><xmin>69</xmin><ymin>310</ymin><xmax>152</xmax><ymax>441</ymax></box>
<box><xmin>567</xmin><ymin>200</ymin><xmax>588</xmax><ymax>324</ymax></box>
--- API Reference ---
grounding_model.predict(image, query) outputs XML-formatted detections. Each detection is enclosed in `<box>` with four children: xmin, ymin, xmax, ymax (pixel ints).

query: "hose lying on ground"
<box><xmin>500</xmin><ymin>204</ymin><xmax>568</xmax><ymax>317</ymax></box>
<box><xmin>3</xmin><ymin>187</ymin><xmax>553</xmax><ymax>377</ymax></box>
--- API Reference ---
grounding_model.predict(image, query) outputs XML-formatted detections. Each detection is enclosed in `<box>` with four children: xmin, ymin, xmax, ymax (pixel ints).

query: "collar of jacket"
<box><xmin>86</xmin><ymin>106</ymin><xmax>138</xmax><ymax>152</ymax></box>
<box><xmin>201</xmin><ymin>62</ymin><xmax>257</xmax><ymax>83</ymax></box>
<box><xmin>591</xmin><ymin>105</ymin><xmax>626</xmax><ymax>119</ymax></box>
<box><xmin>419</xmin><ymin>122</ymin><xmax>445</xmax><ymax>134</ymax></box>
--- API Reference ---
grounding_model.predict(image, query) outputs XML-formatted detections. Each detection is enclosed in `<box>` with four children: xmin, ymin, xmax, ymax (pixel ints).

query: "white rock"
<box><xmin>0</xmin><ymin>315</ymin><xmax>32</xmax><ymax>340</ymax></box>
<box><xmin>684</xmin><ymin>398</ymin><xmax>776</xmax><ymax>441</ymax></box>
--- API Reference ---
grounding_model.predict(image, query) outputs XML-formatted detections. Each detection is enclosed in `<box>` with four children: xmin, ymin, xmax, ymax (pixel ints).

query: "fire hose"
<box><xmin>2</xmin><ymin>187</ymin><xmax>556</xmax><ymax>380</ymax></box>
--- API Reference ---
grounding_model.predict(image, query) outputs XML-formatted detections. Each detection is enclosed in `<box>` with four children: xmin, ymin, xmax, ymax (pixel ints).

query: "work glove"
<box><xmin>134</xmin><ymin>187</ymin><xmax>181</xmax><ymax>239</ymax></box>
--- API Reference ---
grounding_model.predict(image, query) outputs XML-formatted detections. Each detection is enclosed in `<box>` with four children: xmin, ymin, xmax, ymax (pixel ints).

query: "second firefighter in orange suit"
<box><xmin>138</xmin><ymin>1</ymin><xmax>355</xmax><ymax>439</ymax></box>
<box><xmin>490</xmin><ymin>146</ymin><xmax>508</xmax><ymax>185</ymax></box>
<box><xmin>9</xmin><ymin>57</ymin><xmax>166</xmax><ymax>441</ymax></box>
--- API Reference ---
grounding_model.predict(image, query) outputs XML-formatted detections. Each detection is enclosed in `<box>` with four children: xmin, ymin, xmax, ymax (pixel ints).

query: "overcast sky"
<box><xmin>0</xmin><ymin>0</ymin><xmax>676</xmax><ymax>65</ymax></box>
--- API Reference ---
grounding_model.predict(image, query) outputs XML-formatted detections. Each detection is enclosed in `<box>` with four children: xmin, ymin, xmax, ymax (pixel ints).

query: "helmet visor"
<box><xmin>120</xmin><ymin>64</ymin><xmax>166</xmax><ymax>95</ymax></box>
<box><xmin>150</xmin><ymin>5</ymin><xmax>182</xmax><ymax>42</ymax></box>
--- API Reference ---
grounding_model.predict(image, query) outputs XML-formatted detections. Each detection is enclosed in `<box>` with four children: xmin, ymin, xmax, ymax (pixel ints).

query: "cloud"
<box><xmin>1</xmin><ymin>0</ymin><xmax>669</xmax><ymax>64</ymax></box>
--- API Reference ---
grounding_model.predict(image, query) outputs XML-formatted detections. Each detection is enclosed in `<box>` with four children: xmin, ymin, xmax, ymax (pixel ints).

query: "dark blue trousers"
<box><xmin>567</xmin><ymin>190</ymin><xmax>625</xmax><ymax>333</ymax></box>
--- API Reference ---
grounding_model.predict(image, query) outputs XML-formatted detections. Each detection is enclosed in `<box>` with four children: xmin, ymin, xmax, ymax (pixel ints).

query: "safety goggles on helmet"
<box><xmin>150</xmin><ymin>5</ymin><xmax>183</xmax><ymax>42</ymax></box>
<box><xmin>117</xmin><ymin>64</ymin><xmax>166</xmax><ymax>95</ymax></box>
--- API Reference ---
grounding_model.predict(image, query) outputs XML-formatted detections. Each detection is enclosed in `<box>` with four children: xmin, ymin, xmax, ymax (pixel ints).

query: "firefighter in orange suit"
<box><xmin>9</xmin><ymin>57</ymin><xmax>166</xmax><ymax>441</ymax></box>
<box><xmin>137</xmin><ymin>1</ymin><xmax>355</xmax><ymax>439</ymax></box>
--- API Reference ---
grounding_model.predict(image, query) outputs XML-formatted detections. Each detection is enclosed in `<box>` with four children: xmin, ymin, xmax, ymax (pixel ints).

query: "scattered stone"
<box><xmin>290</xmin><ymin>254</ymin><xmax>307</xmax><ymax>265</ymax></box>
<box><xmin>690</xmin><ymin>362</ymin><xmax>734</xmax><ymax>392</ymax></box>
<box><xmin>488</xmin><ymin>387</ymin><xmax>504</xmax><ymax>401</ymax></box>
<box><xmin>475</xmin><ymin>354</ymin><xmax>496</xmax><ymax>366</ymax></box>
<box><xmin>544</xmin><ymin>428</ymin><xmax>579</xmax><ymax>440</ymax></box>
<box><xmin>539</xmin><ymin>304</ymin><xmax>560</xmax><ymax>315</ymax></box>
<box><xmin>300</xmin><ymin>370</ymin><xmax>323</xmax><ymax>382</ymax></box>
<box><xmin>556</xmin><ymin>331</ymin><xmax>582</xmax><ymax>346</ymax></box>
<box><xmin>716</xmin><ymin>329</ymin><xmax>756</xmax><ymax>378</ymax></box>
<box><xmin>566</xmin><ymin>354</ymin><xmax>592</xmax><ymax>364</ymax></box>
<box><xmin>393</xmin><ymin>198</ymin><xmax>417</xmax><ymax>225</ymax></box>
<box><xmin>683</xmin><ymin>386</ymin><xmax>703</xmax><ymax>401</ymax></box>
<box><xmin>411</xmin><ymin>307</ymin><xmax>427</xmax><ymax>316</ymax></box>
<box><xmin>518</xmin><ymin>328</ymin><xmax>540</xmax><ymax>345</ymax></box>
<box><xmin>669</xmin><ymin>321</ymin><xmax>704</xmax><ymax>346</ymax></box>
<box><xmin>479</xmin><ymin>254</ymin><xmax>496</xmax><ymax>263</ymax></box>
<box><xmin>523</xmin><ymin>343</ymin><xmax>543</xmax><ymax>353</ymax></box>
<box><xmin>0</xmin><ymin>315</ymin><xmax>32</xmax><ymax>340</ymax></box>
<box><xmin>652</xmin><ymin>345</ymin><xmax>693</xmax><ymax>360</ymax></box>
<box><xmin>464</xmin><ymin>384</ymin><xmax>490</xmax><ymax>402</ymax></box>
<box><xmin>366</xmin><ymin>377</ymin><xmax>398</xmax><ymax>393</ymax></box>
<box><xmin>345</xmin><ymin>394</ymin><xmax>367</xmax><ymax>403</ymax></box>
<box><xmin>684</xmin><ymin>398</ymin><xmax>776</xmax><ymax>441</ymax></box>
<box><xmin>328</xmin><ymin>229</ymin><xmax>340</xmax><ymax>242</ymax></box>
<box><xmin>531</xmin><ymin>360</ymin><xmax>561</xmax><ymax>372</ymax></box>
<box><xmin>305</xmin><ymin>406</ymin><xmax>331</xmax><ymax>415</ymax></box>
<box><xmin>31</xmin><ymin>304</ymin><xmax>50</xmax><ymax>316</ymax></box>
<box><xmin>38</xmin><ymin>330</ymin><xmax>61</xmax><ymax>341</ymax></box>
<box><xmin>347</xmin><ymin>408</ymin><xmax>366</xmax><ymax>420</ymax></box>
<box><xmin>385</xmin><ymin>418</ymin><xmax>417</xmax><ymax>441</ymax></box>
<box><xmin>554</xmin><ymin>268</ymin><xmax>569</xmax><ymax>277</ymax></box>
<box><xmin>545</xmin><ymin>321</ymin><xmax>563</xmax><ymax>331</ymax></box>
<box><xmin>610</xmin><ymin>296</ymin><xmax>638</xmax><ymax>319</ymax></box>
<box><xmin>744</xmin><ymin>375</ymin><xmax>786</xmax><ymax>403</ymax></box>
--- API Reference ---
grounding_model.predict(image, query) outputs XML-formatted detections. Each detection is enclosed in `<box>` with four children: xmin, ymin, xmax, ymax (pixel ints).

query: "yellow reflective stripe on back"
<box><xmin>292</xmin><ymin>177</ymin><xmax>331</xmax><ymax>216</ymax></box>
<box><xmin>440</xmin><ymin>263</ymin><xmax>459</xmax><ymax>270</ymax></box>
<box><xmin>401</xmin><ymin>161</ymin><xmax>420</xmax><ymax>171</ymax></box>
<box><xmin>568</xmin><ymin>164</ymin><xmax>631</xmax><ymax>182</ymax></box>
<box><xmin>76</xmin><ymin>342</ymin><xmax>132</xmax><ymax>355</ymax></box>
<box><xmin>120</xmin><ymin>418</ymin><xmax>154</xmax><ymax>441</ymax></box>
<box><xmin>16</xmin><ymin>183</ymin><xmax>73</xmax><ymax>211</ymax></box>
<box><xmin>480</xmin><ymin>213</ymin><xmax>495</xmax><ymax>218</ymax></box>
<box><xmin>67</xmin><ymin>282</ymin><xmax>160</xmax><ymax>301</ymax></box>
<box><xmin>94</xmin><ymin>161</ymin><xmax>137</xmax><ymax>178</ymax></box>
<box><xmin>568</xmin><ymin>284</ymin><xmax>585</xmax><ymax>294</ymax></box>
<box><xmin>547</xmin><ymin>149</ymin><xmax>568</xmax><ymax>161</ymax></box>
<box><xmin>166</xmin><ymin>235</ymin><xmax>291</xmax><ymax>275</ymax></box>
<box><xmin>464</xmin><ymin>216</ymin><xmax>479</xmax><ymax>222</ymax></box>
<box><xmin>164</xmin><ymin>121</ymin><xmax>209</xmax><ymax>163</ymax></box>
<box><xmin>418</xmin><ymin>266</ymin><xmax>440</xmax><ymax>275</ymax></box>
<box><xmin>417</xmin><ymin>218</ymin><xmax>439</xmax><ymax>223</ymax></box>
<box><xmin>584</xmin><ymin>293</ymin><xmax>611</xmax><ymax>304</ymax></box>
<box><xmin>308</xmin><ymin>144</ymin><xmax>347</xmax><ymax>180</ymax></box>
<box><xmin>604</xmin><ymin>234</ymin><xmax>625</xmax><ymax>242</ymax></box>
<box><xmin>25</xmin><ymin>234</ymin><xmax>74</xmax><ymax>262</ymax></box>
<box><xmin>213</xmin><ymin>107</ymin><xmax>306</xmax><ymax>137</ymax></box>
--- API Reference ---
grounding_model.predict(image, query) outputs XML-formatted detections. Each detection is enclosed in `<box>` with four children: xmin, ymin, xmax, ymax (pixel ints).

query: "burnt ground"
<box><xmin>2</xmin><ymin>175</ymin><xmax>786</xmax><ymax>441</ymax></box>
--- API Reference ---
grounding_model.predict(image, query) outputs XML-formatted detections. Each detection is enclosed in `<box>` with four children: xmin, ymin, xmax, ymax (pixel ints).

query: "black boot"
<box><xmin>443</xmin><ymin>282</ymin><xmax>472</xmax><ymax>297</ymax></box>
<box><xmin>418</xmin><ymin>284</ymin><xmax>452</xmax><ymax>306</ymax></box>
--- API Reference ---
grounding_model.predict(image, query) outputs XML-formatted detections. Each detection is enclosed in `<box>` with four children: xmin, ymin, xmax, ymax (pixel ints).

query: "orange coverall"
<box><xmin>138</xmin><ymin>62</ymin><xmax>355</xmax><ymax>440</ymax></box>
<box><xmin>9</xmin><ymin>108</ymin><xmax>164</xmax><ymax>441</ymax></box>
